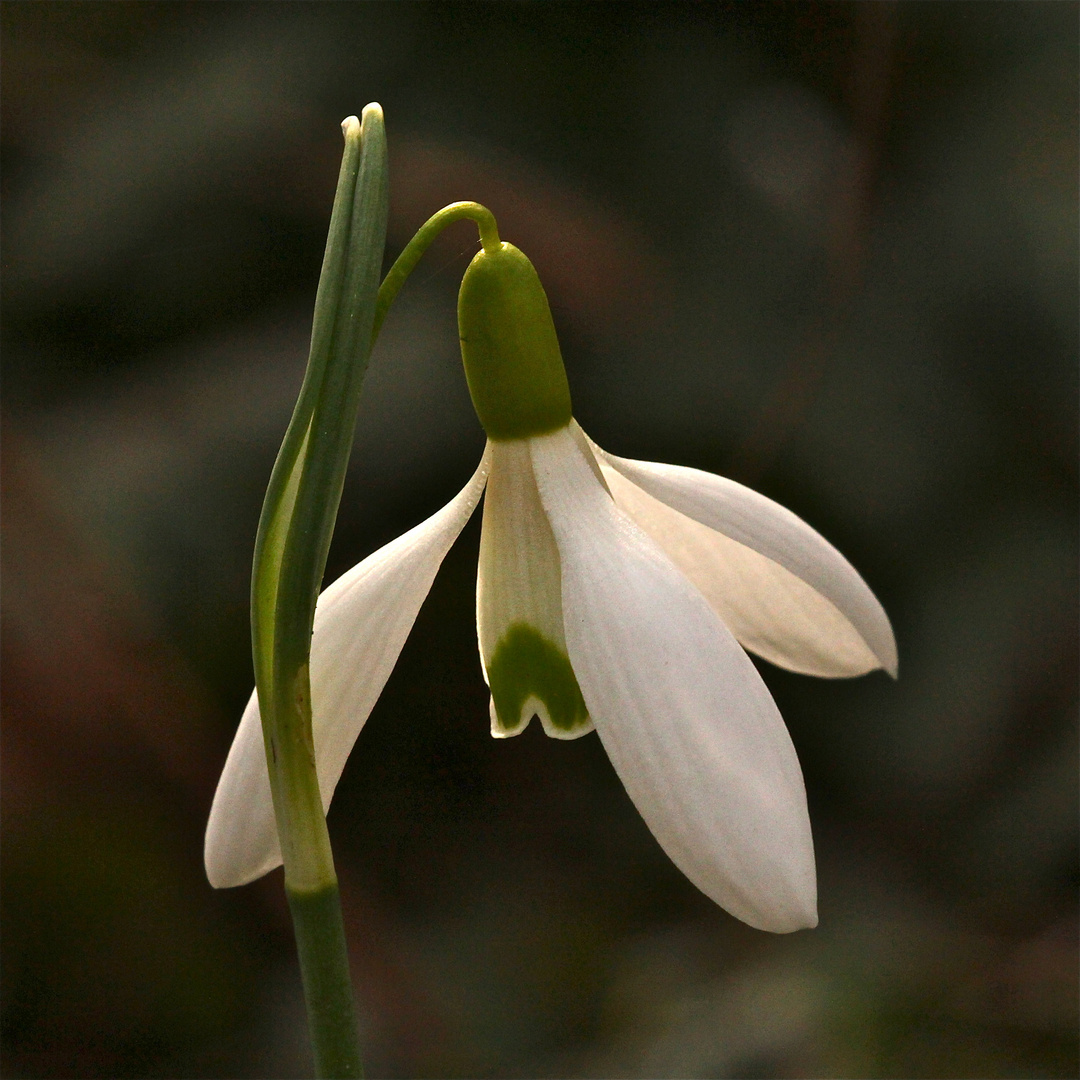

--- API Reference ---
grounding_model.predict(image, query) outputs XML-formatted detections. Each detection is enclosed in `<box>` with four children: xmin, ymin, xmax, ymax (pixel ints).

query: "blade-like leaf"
<box><xmin>251</xmin><ymin>105</ymin><xmax>389</xmax><ymax>892</ymax></box>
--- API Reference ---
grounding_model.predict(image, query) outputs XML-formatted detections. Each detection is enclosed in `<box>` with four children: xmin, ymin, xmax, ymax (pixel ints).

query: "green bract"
<box><xmin>458</xmin><ymin>243</ymin><xmax>573</xmax><ymax>440</ymax></box>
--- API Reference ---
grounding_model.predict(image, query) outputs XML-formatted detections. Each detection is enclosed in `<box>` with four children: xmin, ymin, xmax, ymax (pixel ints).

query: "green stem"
<box><xmin>372</xmin><ymin>201</ymin><xmax>500</xmax><ymax>340</ymax></box>
<box><xmin>288</xmin><ymin>884</ymin><xmax>363</xmax><ymax>1079</ymax></box>
<box><xmin>252</xmin><ymin>104</ymin><xmax>389</xmax><ymax>1079</ymax></box>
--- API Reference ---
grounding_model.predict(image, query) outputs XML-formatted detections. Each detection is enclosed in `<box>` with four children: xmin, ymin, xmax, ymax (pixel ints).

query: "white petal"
<box><xmin>600</xmin><ymin>465</ymin><xmax>876</xmax><ymax>677</ymax></box>
<box><xmin>477</xmin><ymin>439</ymin><xmax>592</xmax><ymax>739</ymax></box>
<box><xmin>594</xmin><ymin>439</ymin><xmax>897</xmax><ymax>678</ymax></box>
<box><xmin>204</xmin><ymin>451</ymin><xmax>490</xmax><ymax>888</ymax></box>
<box><xmin>531</xmin><ymin>427</ymin><xmax>817</xmax><ymax>932</ymax></box>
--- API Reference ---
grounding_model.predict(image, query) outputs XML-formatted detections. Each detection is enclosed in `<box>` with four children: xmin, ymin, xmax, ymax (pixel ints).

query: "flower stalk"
<box><xmin>251</xmin><ymin>104</ymin><xmax>388</xmax><ymax>1078</ymax></box>
<box><xmin>373</xmin><ymin>200</ymin><xmax>500</xmax><ymax>339</ymax></box>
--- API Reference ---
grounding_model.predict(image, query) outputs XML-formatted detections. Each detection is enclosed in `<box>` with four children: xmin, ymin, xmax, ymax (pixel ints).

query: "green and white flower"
<box><xmin>206</xmin><ymin>241</ymin><xmax>896</xmax><ymax>934</ymax></box>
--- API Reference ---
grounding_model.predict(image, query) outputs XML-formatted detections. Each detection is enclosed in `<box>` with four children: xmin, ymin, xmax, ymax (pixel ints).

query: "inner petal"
<box><xmin>487</xmin><ymin>623</ymin><xmax>589</xmax><ymax>737</ymax></box>
<box><xmin>477</xmin><ymin>439</ymin><xmax>592</xmax><ymax>739</ymax></box>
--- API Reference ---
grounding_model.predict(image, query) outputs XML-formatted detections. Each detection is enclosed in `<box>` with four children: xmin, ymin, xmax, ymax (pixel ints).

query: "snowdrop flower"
<box><xmin>206</xmin><ymin>240</ymin><xmax>896</xmax><ymax>933</ymax></box>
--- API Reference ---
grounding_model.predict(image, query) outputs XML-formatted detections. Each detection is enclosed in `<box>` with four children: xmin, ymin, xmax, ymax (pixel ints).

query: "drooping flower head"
<box><xmin>206</xmin><ymin>225</ymin><xmax>896</xmax><ymax>934</ymax></box>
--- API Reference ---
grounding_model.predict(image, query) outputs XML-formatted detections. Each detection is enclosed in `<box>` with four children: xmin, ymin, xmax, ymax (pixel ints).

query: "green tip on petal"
<box><xmin>487</xmin><ymin>623</ymin><xmax>590</xmax><ymax>734</ymax></box>
<box><xmin>458</xmin><ymin>243</ymin><xmax>573</xmax><ymax>440</ymax></box>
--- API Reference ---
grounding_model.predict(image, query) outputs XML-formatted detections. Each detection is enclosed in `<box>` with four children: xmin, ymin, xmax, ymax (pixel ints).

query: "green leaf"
<box><xmin>251</xmin><ymin>105</ymin><xmax>388</xmax><ymax>893</ymax></box>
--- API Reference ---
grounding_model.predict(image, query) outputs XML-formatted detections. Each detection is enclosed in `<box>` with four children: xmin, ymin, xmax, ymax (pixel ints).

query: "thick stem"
<box><xmin>288</xmin><ymin>883</ymin><xmax>363</xmax><ymax>1079</ymax></box>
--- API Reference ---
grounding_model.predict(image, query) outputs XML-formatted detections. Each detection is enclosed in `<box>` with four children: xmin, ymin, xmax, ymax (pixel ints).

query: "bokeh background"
<box><xmin>2</xmin><ymin>3</ymin><xmax>1077</xmax><ymax>1077</ymax></box>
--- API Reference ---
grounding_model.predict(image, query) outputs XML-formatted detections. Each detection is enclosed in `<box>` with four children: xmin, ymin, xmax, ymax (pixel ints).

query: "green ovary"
<box><xmin>487</xmin><ymin>623</ymin><xmax>589</xmax><ymax>734</ymax></box>
<box><xmin>457</xmin><ymin>243</ymin><xmax>573</xmax><ymax>440</ymax></box>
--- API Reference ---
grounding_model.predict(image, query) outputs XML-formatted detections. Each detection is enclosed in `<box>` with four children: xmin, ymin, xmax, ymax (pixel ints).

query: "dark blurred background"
<box><xmin>2</xmin><ymin>3</ymin><xmax>1077</xmax><ymax>1077</ymax></box>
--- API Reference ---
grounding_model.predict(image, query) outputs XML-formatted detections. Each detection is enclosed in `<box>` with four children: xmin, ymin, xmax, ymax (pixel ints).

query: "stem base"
<box><xmin>287</xmin><ymin>883</ymin><xmax>363</xmax><ymax>1079</ymax></box>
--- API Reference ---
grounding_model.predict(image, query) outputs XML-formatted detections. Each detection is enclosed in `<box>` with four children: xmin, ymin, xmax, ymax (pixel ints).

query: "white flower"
<box><xmin>205</xmin><ymin>418</ymin><xmax>896</xmax><ymax>933</ymax></box>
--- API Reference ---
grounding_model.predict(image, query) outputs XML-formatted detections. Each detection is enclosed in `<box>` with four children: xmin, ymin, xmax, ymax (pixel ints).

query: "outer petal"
<box><xmin>477</xmin><ymin>439</ymin><xmax>592</xmax><ymax>739</ymax></box>
<box><xmin>531</xmin><ymin>427</ymin><xmax>817</xmax><ymax>932</ymax></box>
<box><xmin>594</xmin><ymin>438</ymin><xmax>897</xmax><ymax>678</ymax></box>
<box><xmin>204</xmin><ymin>451</ymin><xmax>490</xmax><ymax>888</ymax></box>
